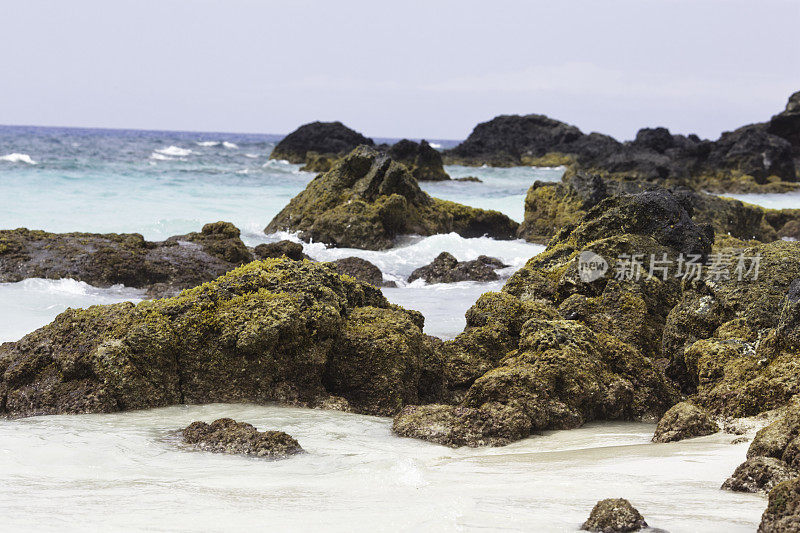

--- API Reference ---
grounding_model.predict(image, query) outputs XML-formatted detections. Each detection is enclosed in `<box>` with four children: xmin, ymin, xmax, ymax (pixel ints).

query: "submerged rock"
<box><xmin>722</xmin><ymin>457</ymin><xmax>797</xmax><ymax>493</ymax></box>
<box><xmin>253</xmin><ymin>240</ymin><xmax>308</xmax><ymax>261</ymax></box>
<box><xmin>407</xmin><ymin>252</ymin><xmax>507</xmax><ymax>284</ymax></box>
<box><xmin>265</xmin><ymin>146</ymin><xmax>518</xmax><ymax>250</ymax></box>
<box><xmin>759</xmin><ymin>477</ymin><xmax>800</xmax><ymax>532</ymax></box>
<box><xmin>269</xmin><ymin>121</ymin><xmax>374</xmax><ymax>167</ymax></box>
<box><xmin>387</xmin><ymin>139</ymin><xmax>450</xmax><ymax>181</ymax></box>
<box><xmin>330</xmin><ymin>256</ymin><xmax>394</xmax><ymax>287</ymax></box>
<box><xmin>652</xmin><ymin>401</ymin><xmax>718</xmax><ymax>443</ymax></box>
<box><xmin>0</xmin><ymin>222</ymin><xmax>253</xmax><ymax>297</ymax></box>
<box><xmin>0</xmin><ymin>259</ymin><xmax>440</xmax><ymax>418</ymax></box>
<box><xmin>580</xmin><ymin>498</ymin><xmax>647</xmax><ymax>532</ymax></box>
<box><xmin>182</xmin><ymin>418</ymin><xmax>302</xmax><ymax>459</ymax></box>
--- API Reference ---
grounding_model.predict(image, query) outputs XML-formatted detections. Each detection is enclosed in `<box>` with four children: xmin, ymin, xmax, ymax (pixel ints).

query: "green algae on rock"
<box><xmin>265</xmin><ymin>146</ymin><xmax>518</xmax><ymax>250</ymax></box>
<box><xmin>0</xmin><ymin>258</ymin><xmax>441</xmax><ymax>418</ymax></box>
<box><xmin>759</xmin><ymin>477</ymin><xmax>800</xmax><ymax>532</ymax></box>
<box><xmin>386</xmin><ymin>139</ymin><xmax>450</xmax><ymax>181</ymax></box>
<box><xmin>394</xmin><ymin>191</ymin><xmax>700</xmax><ymax>446</ymax></box>
<box><xmin>0</xmin><ymin>222</ymin><xmax>253</xmax><ymax>297</ymax></box>
<box><xmin>182</xmin><ymin>418</ymin><xmax>303</xmax><ymax>459</ymax></box>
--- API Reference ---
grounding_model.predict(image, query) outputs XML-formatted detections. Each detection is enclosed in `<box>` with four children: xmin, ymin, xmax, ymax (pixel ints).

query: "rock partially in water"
<box><xmin>759</xmin><ymin>477</ymin><xmax>800</xmax><ymax>532</ymax></box>
<box><xmin>265</xmin><ymin>146</ymin><xmax>518</xmax><ymax>250</ymax></box>
<box><xmin>330</xmin><ymin>256</ymin><xmax>393</xmax><ymax>287</ymax></box>
<box><xmin>182</xmin><ymin>418</ymin><xmax>302</xmax><ymax>459</ymax></box>
<box><xmin>407</xmin><ymin>252</ymin><xmax>507</xmax><ymax>284</ymax></box>
<box><xmin>386</xmin><ymin>139</ymin><xmax>449</xmax><ymax>181</ymax></box>
<box><xmin>722</xmin><ymin>457</ymin><xmax>798</xmax><ymax>493</ymax></box>
<box><xmin>0</xmin><ymin>258</ymin><xmax>441</xmax><ymax>418</ymax></box>
<box><xmin>253</xmin><ymin>240</ymin><xmax>308</xmax><ymax>261</ymax></box>
<box><xmin>394</xmin><ymin>191</ymin><xmax>698</xmax><ymax>446</ymax></box>
<box><xmin>652</xmin><ymin>401</ymin><xmax>718</xmax><ymax>443</ymax></box>
<box><xmin>580</xmin><ymin>498</ymin><xmax>648</xmax><ymax>532</ymax></box>
<box><xmin>0</xmin><ymin>221</ymin><xmax>252</xmax><ymax>297</ymax></box>
<box><xmin>269</xmin><ymin>121</ymin><xmax>373</xmax><ymax>166</ymax></box>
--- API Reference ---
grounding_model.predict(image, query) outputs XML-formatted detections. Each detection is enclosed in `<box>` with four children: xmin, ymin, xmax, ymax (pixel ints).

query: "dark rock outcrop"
<box><xmin>182</xmin><ymin>418</ymin><xmax>303</xmax><ymax>459</ymax></box>
<box><xmin>387</xmin><ymin>139</ymin><xmax>450</xmax><ymax>181</ymax></box>
<box><xmin>446</xmin><ymin>93</ymin><xmax>800</xmax><ymax>192</ymax></box>
<box><xmin>581</xmin><ymin>499</ymin><xmax>647</xmax><ymax>532</ymax></box>
<box><xmin>330</xmin><ymin>256</ymin><xmax>394</xmax><ymax>287</ymax></box>
<box><xmin>0</xmin><ymin>222</ymin><xmax>253</xmax><ymax>297</ymax></box>
<box><xmin>0</xmin><ymin>259</ymin><xmax>440</xmax><ymax>418</ymax></box>
<box><xmin>407</xmin><ymin>252</ymin><xmax>507</xmax><ymax>284</ymax></box>
<box><xmin>253</xmin><ymin>240</ymin><xmax>308</xmax><ymax>261</ymax></box>
<box><xmin>768</xmin><ymin>91</ymin><xmax>800</xmax><ymax>156</ymax></box>
<box><xmin>652</xmin><ymin>401</ymin><xmax>718</xmax><ymax>443</ymax></box>
<box><xmin>394</xmin><ymin>191</ymin><xmax>699</xmax><ymax>446</ymax></box>
<box><xmin>265</xmin><ymin>146</ymin><xmax>518</xmax><ymax>250</ymax></box>
<box><xmin>722</xmin><ymin>457</ymin><xmax>797</xmax><ymax>493</ymax></box>
<box><xmin>269</xmin><ymin>121</ymin><xmax>374</xmax><ymax>169</ymax></box>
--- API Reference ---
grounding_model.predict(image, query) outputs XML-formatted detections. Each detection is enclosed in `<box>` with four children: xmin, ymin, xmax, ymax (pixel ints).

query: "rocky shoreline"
<box><xmin>3</xmin><ymin>91</ymin><xmax>800</xmax><ymax>529</ymax></box>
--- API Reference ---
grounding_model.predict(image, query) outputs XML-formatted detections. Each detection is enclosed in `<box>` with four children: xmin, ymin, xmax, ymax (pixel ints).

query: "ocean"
<box><xmin>0</xmin><ymin>125</ymin><xmax>779</xmax><ymax>531</ymax></box>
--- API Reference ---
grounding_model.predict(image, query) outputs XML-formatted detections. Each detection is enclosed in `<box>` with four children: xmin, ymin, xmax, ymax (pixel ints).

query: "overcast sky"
<box><xmin>2</xmin><ymin>0</ymin><xmax>798</xmax><ymax>140</ymax></box>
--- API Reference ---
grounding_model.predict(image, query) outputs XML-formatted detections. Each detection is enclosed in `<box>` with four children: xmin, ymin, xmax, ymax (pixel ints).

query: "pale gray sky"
<box><xmin>2</xmin><ymin>0</ymin><xmax>798</xmax><ymax>140</ymax></box>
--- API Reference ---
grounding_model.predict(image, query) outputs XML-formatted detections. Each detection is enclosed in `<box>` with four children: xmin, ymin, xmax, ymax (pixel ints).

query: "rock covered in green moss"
<box><xmin>516</xmin><ymin>169</ymin><xmax>800</xmax><ymax>244</ymax></box>
<box><xmin>580</xmin><ymin>498</ymin><xmax>648</xmax><ymax>532</ymax></box>
<box><xmin>0</xmin><ymin>221</ymin><xmax>253</xmax><ymax>297</ymax></box>
<box><xmin>759</xmin><ymin>477</ymin><xmax>800</xmax><ymax>532</ymax></box>
<box><xmin>269</xmin><ymin>121</ymin><xmax>374</xmax><ymax>165</ymax></box>
<box><xmin>182</xmin><ymin>418</ymin><xmax>303</xmax><ymax>458</ymax></box>
<box><xmin>265</xmin><ymin>146</ymin><xmax>518</xmax><ymax>250</ymax></box>
<box><xmin>663</xmin><ymin>241</ymin><xmax>800</xmax><ymax>416</ymax></box>
<box><xmin>652</xmin><ymin>401</ymin><xmax>718</xmax><ymax>443</ymax></box>
<box><xmin>407</xmin><ymin>252</ymin><xmax>507</xmax><ymax>284</ymax></box>
<box><xmin>394</xmin><ymin>191</ymin><xmax>703</xmax><ymax>446</ymax></box>
<box><xmin>386</xmin><ymin>139</ymin><xmax>450</xmax><ymax>181</ymax></box>
<box><xmin>0</xmin><ymin>258</ymin><xmax>441</xmax><ymax>418</ymax></box>
<box><xmin>722</xmin><ymin>457</ymin><xmax>798</xmax><ymax>493</ymax></box>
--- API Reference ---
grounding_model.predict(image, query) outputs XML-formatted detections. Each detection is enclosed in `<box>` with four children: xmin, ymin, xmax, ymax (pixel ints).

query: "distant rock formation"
<box><xmin>445</xmin><ymin>92</ymin><xmax>800</xmax><ymax>193</ymax></box>
<box><xmin>265</xmin><ymin>146</ymin><xmax>518</xmax><ymax>250</ymax></box>
<box><xmin>270</xmin><ymin>121</ymin><xmax>374</xmax><ymax>170</ymax></box>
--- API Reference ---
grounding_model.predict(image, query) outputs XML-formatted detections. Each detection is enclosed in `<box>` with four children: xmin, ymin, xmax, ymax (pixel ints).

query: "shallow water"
<box><xmin>724</xmin><ymin>190</ymin><xmax>800</xmax><ymax>210</ymax></box>
<box><xmin>0</xmin><ymin>404</ymin><xmax>764</xmax><ymax>532</ymax></box>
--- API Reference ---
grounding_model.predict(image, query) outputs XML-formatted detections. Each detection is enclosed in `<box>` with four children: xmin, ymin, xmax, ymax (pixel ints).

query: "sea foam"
<box><xmin>0</xmin><ymin>153</ymin><xmax>37</xmax><ymax>165</ymax></box>
<box><xmin>155</xmin><ymin>145</ymin><xmax>192</xmax><ymax>157</ymax></box>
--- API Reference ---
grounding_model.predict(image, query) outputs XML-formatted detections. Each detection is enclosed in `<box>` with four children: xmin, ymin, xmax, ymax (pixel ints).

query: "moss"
<box><xmin>0</xmin><ymin>258</ymin><xmax>438</xmax><ymax>418</ymax></box>
<box><xmin>266</xmin><ymin>146</ymin><xmax>518</xmax><ymax>249</ymax></box>
<box><xmin>520</xmin><ymin>152</ymin><xmax>575</xmax><ymax>167</ymax></box>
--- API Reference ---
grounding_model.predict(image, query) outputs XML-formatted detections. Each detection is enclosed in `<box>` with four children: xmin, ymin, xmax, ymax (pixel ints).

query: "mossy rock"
<box><xmin>581</xmin><ymin>498</ymin><xmax>648</xmax><ymax>532</ymax></box>
<box><xmin>182</xmin><ymin>418</ymin><xmax>303</xmax><ymax>459</ymax></box>
<box><xmin>652</xmin><ymin>401</ymin><xmax>718</xmax><ymax>443</ymax></box>
<box><xmin>759</xmin><ymin>477</ymin><xmax>800</xmax><ymax>532</ymax></box>
<box><xmin>265</xmin><ymin>146</ymin><xmax>517</xmax><ymax>250</ymax></box>
<box><xmin>0</xmin><ymin>259</ymin><xmax>442</xmax><ymax>418</ymax></box>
